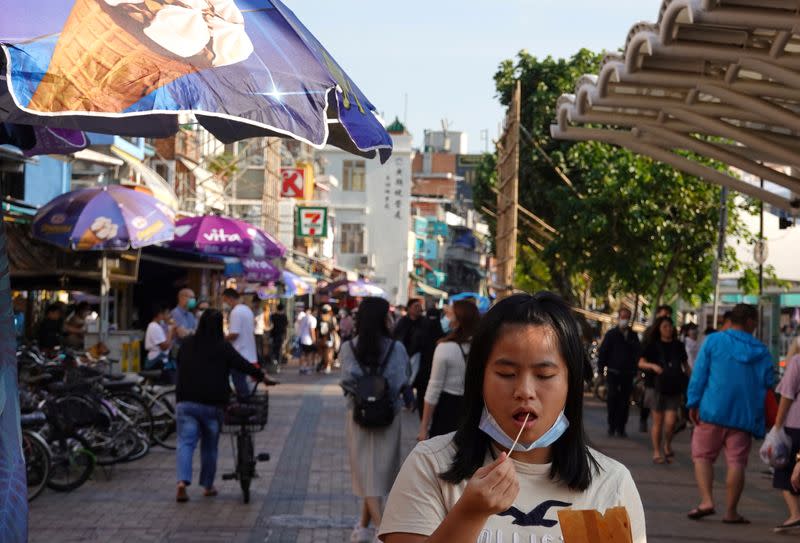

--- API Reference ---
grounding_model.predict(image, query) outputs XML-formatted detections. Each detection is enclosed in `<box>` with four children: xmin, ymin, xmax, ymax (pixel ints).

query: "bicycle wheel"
<box><xmin>91</xmin><ymin>425</ymin><xmax>140</xmax><ymax>466</ymax></box>
<box><xmin>237</xmin><ymin>433</ymin><xmax>255</xmax><ymax>504</ymax></box>
<box><xmin>151</xmin><ymin>388</ymin><xmax>177</xmax><ymax>449</ymax></box>
<box><xmin>22</xmin><ymin>430</ymin><xmax>50</xmax><ymax>501</ymax></box>
<box><xmin>120</xmin><ymin>431</ymin><xmax>150</xmax><ymax>463</ymax></box>
<box><xmin>109</xmin><ymin>392</ymin><xmax>153</xmax><ymax>443</ymax></box>
<box><xmin>47</xmin><ymin>435</ymin><xmax>95</xmax><ymax>492</ymax></box>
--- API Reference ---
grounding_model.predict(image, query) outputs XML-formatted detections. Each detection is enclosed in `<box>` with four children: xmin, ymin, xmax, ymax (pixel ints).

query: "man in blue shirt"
<box><xmin>686</xmin><ymin>303</ymin><xmax>774</xmax><ymax>525</ymax></box>
<box><xmin>171</xmin><ymin>288</ymin><xmax>198</xmax><ymax>348</ymax></box>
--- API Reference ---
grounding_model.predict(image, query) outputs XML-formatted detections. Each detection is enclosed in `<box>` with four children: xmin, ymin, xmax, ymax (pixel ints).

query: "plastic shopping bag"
<box><xmin>760</xmin><ymin>426</ymin><xmax>792</xmax><ymax>469</ymax></box>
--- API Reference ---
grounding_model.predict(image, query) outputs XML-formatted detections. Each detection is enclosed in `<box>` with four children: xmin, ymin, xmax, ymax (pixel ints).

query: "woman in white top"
<box><xmin>418</xmin><ymin>300</ymin><xmax>481</xmax><ymax>441</ymax></box>
<box><xmin>380</xmin><ymin>292</ymin><xmax>647</xmax><ymax>543</ymax></box>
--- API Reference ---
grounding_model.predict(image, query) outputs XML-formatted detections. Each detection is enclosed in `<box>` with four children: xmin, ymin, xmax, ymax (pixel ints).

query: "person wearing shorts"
<box><xmin>639</xmin><ymin>316</ymin><xmax>689</xmax><ymax>465</ymax></box>
<box><xmin>686</xmin><ymin>304</ymin><xmax>773</xmax><ymax>525</ymax></box>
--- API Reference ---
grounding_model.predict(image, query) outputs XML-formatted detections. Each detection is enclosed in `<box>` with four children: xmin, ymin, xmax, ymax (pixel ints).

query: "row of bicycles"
<box><xmin>18</xmin><ymin>345</ymin><xmax>179</xmax><ymax>502</ymax></box>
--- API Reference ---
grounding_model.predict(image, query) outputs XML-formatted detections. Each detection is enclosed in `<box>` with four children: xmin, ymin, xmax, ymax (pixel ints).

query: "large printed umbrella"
<box><xmin>241</xmin><ymin>257</ymin><xmax>281</xmax><ymax>283</ymax></box>
<box><xmin>32</xmin><ymin>185</ymin><xmax>175</xmax><ymax>347</ymax></box>
<box><xmin>168</xmin><ymin>215</ymin><xmax>285</xmax><ymax>258</ymax></box>
<box><xmin>282</xmin><ymin>270</ymin><xmax>312</xmax><ymax>297</ymax></box>
<box><xmin>0</xmin><ymin>0</ymin><xmax>393</xmax><ymax>162</ymax></box>
<box><xmin>0</xmin><ymin>122</ymin><xmax>87</xmax><ymax>156</ymax></box>
<box><xmin>33</xmin><ymin>185</ymin><xmax>175</xmax><ymax>250</ymax></box>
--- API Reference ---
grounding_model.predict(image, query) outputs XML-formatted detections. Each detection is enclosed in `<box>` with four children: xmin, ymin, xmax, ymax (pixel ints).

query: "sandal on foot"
<box><xmin>203</xmin><ymin>488</ymin><xmax>218</xmax><ymax>497</ymax></box>
<box><xmin>687</xmin><ymin>507</ymin><xmax>715</xmax><ymax>520</ymax></box>
<box><xmin>176</xmin><ymin>485</ymin><xmax>189</xmax><ymax>503</ymax></box>
<box><xmin>774</xmin><ymin>520</ymin><xmax>800</xmax><ymax>532</ymax></box>
<box><xmin>665</xmin><ymin>450</ymin><xmax>675</xmax><ymax>458</ymax></box>
<box><xmin>653</xmin><ymin>456</ymin><xmax>666</xmax><ymax>464</ymax></box>
<box><xmin>722</xmin><ymin>516</ymin><xmax>750</xmax><ymax>525</ymax></box>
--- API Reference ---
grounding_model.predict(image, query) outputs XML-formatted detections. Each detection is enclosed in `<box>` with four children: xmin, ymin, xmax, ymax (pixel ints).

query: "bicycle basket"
<box><xmin>222</xmin><ymin>392</ymin><xmax>268</xmax><ymax>433</ymax></box>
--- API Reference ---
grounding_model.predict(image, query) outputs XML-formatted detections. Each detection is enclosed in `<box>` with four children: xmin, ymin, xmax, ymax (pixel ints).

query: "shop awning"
<box><xmin>178</xmin><ymin>156</ymin><xmax>225</xmax><ymax>212</ymax></box>
<box><xmin>552</xmin><ymin>0</ymin><xmax>800</xmax><ymax>214</ymax></box>
<box><xmin>140</xmin><ymin>246</ymin><xmax>225</xmax><ymax>271</ymax></box>
<box><xmin>73</xmin><ymin>149</ymin><xmax>124</xmax><ymax>166</ymax></box>
<box><xmin>285</xmin><ymin>258</ymin><xmax>318</xmax><ymax>284</ymax></box>
<box><xmin>111</xmin><ymin>145</ymin><xmax>178</xmax><ymax>210</ymax></box>
<box><xmin>409</xmin><ymin>273</ymin><xmax>448</xmax><ymax>299</ymax></box>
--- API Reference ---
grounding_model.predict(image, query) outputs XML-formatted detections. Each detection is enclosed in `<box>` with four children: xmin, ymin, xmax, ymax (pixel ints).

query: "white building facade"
<box><xmin>320</xmin><ymin>123</ymin><xmax>413</xmax><ymax>304</ymax></box>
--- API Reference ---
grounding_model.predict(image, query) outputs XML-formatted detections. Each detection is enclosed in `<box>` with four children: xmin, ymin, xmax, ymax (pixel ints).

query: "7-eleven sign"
<box><xmin>296</xmin><ymin>206</ymin><xmax>328</xmax><ymax>238</ymax></box>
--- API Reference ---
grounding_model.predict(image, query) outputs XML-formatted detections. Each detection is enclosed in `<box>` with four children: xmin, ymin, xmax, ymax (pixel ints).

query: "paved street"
<box><xmin>30</xmin><ymin>371</ymin><xmax>786</xmax><ymax>543</ymax></box>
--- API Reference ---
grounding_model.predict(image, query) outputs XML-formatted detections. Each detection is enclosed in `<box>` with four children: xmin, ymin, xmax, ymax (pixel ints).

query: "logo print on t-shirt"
<box><xmin>498</xmin><ymin>500</ymin><xmax>572</xmax><ymax>527</ymax></box>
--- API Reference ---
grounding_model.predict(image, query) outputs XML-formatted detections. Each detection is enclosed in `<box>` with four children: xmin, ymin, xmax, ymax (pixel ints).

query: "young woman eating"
<box><xmin>379</xmin><ymin>292</ymin><xmax>646</xmax><ymax>543</ymax></box>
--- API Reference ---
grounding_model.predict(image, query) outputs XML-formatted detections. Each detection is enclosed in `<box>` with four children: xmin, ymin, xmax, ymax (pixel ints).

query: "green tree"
<box><xmin>475</xmin><ymin>49</ymin><xmax>750</xmax><ymax>307</ymax></box>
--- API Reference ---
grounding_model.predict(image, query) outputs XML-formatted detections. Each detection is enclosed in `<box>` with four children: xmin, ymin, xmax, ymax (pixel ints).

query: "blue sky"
<box><xmin>287</xmin><ymin>0</ymin><xmax>660</xmax><ymax>153</ymax></box>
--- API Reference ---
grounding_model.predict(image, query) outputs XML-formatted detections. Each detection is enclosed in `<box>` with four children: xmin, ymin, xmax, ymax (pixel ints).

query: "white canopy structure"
<box><xmin>552</xmin><ymin>0</ymin><xmax>800</xmax><ymax>214</ymax></box>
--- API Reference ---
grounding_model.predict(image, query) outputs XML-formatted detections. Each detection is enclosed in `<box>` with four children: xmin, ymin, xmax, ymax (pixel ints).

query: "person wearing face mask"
<box><xmin>380</xmin><ymin>293</ymin><xmax>646</xmax><ymax>543</ymax></box>
<box><xmin>171</xmin><ymin>288</ymin><xmax>198</xmax><ymax>346</ymax></box>
<box><xmin>598</xmin><ymin>307</ymin><xmax>641</xmax><ymax>438</ymax></box>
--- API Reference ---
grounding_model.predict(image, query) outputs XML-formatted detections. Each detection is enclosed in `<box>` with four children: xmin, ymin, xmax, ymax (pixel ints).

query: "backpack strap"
<box><xmin>377</xmin><ymin>340</ymin><xmax>396</xmax><ymax>376</ymax></box>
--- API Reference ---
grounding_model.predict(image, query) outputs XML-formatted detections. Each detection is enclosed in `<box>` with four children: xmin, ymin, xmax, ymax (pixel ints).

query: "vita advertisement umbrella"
<box><xmin>0</xmin><ymin>0</ymin><xmax>393</xmax><ymax>162</ymax></box>
<box><xmin>168</xmin><ymin>215</ymin><xmax>285</xmax><ymax>259</ymax></box>
<box><xmin>32</xmin><ymin>185</ymin><xmax>175</xmax><ymax>341</ymax></box>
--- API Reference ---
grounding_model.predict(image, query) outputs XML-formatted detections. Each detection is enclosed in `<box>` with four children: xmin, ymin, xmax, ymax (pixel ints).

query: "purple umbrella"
<box><xmin>0</xmin><ymin>122</ymin><xmax>87</xmax><ymax>157</ymax></box>
<box><xmin>241</xmin><ymin>257</ymin><xmax>281</xmax><ymax>284</ymax></box>
<box><xmin>32</xmin><ymin>185</ymin><xmax>175</xmax><ymax>250</ymax></box>
<box><xmin>169</xmin><ymin>216</ymin><xmax>285</xmax><ymax>259</ymax></box>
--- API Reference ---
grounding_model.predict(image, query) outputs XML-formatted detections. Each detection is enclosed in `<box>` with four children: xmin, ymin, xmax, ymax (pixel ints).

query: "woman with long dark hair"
<box><xmin>417</xmin><ymin>300</ymin><xmax>481</xmax><ymax>441</ymax></box>
<box><xmin>174</xmin><ymin>309</ymin><xmax>264</xmax><ymax>503</ymax></box>
<box><xmin>639</xmin><ymin>316</ymin><xmax>690</xmax><ymax>464</ymax></box>
<box><xmin>380</xmin><ymin>292</ymin><xmax>646</xmax><ymax>543</ymax></box>
<box><xmin>340</xmin><ymin>297</ymin><xmax>409</xmax><ymax>543</ymax></box>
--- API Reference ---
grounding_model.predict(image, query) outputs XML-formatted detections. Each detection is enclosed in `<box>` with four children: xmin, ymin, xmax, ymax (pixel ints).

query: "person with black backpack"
<box><xmin>639</xmin><ymin>315</ymin><xmax>690</xmax><ymax>464</ymax></box>
<box><xmin>340</xmin><ymin>297</ymin><xmax>409</xmax><ymax>543</ymax></box>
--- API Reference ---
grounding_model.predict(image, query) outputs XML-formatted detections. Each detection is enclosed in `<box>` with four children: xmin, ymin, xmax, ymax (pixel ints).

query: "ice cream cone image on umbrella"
<box><xmin>28</xmin><ymin>0</ymin><xmax>254</xmax><ymax>113</ymax></box>
<box><xmin>77</xmin><ymin>216</ymin><xmax>120</xmax><ymax>249</ymax></box>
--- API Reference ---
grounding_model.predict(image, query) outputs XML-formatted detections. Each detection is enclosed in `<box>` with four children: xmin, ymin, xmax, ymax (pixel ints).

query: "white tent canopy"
<box><xmin>552</xmin><ymin>0</ymin><xmax>800</xmax><ymax>214</ymax></box>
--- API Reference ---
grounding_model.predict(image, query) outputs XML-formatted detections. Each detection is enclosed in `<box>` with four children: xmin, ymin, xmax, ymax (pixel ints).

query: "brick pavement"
<box><xmin>29</xmin><ymin>372</ymin><xmax>787</xmax><ymax>542</ymax></box>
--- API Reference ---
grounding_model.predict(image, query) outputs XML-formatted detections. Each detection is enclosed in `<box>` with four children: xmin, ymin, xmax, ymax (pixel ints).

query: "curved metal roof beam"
<box><xmin>664</xmin><ymin>107</ymin><xmax>800</xmax><ymax>168</ymax></box>
<box><xmin>637</xmin><ymin>125</ymin><xmax>800</xmax><ymax>193</ymax></box>
<box><xmin>738</xmin><ymin>57</ymin><xmax>800</xmax><ymax>91</ymax></box>
<box><xmin>625</xmin><ymin>31</ymin><xmax>657</xmax><ymax>73</ymax></box>
<box><xmin>696</xmin><ymin>82</ymin><xmax>800</xmax><ymax>132</ymax></box>
<box><xmin>659</xmin><ymin>0</ymin><xmax>699</xmax><ymax>45</ymax></box>
<box><xmin>550</xmin><ymin>124</ymin><xmax>796</xmax><ymax>212</ymax></box>
<box><xmin>692</xmin><ymin>7</ymin><xmax>800</xmax><ymax>31</ymax></box>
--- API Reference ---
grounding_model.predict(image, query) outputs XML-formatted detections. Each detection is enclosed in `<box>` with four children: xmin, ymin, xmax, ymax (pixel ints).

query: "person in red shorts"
<box><xmin>686</xmin><ymin>304</ymin><xmax>774</xmax><ymax>525</ymax></box>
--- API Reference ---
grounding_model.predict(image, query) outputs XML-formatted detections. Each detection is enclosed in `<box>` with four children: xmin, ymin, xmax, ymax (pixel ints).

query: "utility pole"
<box><xmin>711</xmin><ymin>187</ymin><xmax>728</xmax><ymax>330</ymax></box>
<box><xmin>495</xmin><ymin>80</ymin><xmax>521</xmax><ymax>298</ymax></box>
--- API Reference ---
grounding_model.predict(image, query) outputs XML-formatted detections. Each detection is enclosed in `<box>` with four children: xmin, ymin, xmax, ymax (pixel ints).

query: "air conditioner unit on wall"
<box><xmin>359</xmin><ymin>254</ymin><xmax>376</xmax><ymax>267</ymax></box>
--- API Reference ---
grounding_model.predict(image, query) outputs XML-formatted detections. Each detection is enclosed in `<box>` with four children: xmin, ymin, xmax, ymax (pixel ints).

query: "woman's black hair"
<box><xmin>185</xmin><ymin>308</ymin><xmax>225</xmax><ymax>358</ymax></box>
<box><xmin>648</xmin><ymin>315</ymin><xmax>676</xmax><ymax>345</ymax></box>
<box><xmin>440</xmin><ymin>292</ymin><xmax>598</xmax><ymax>491</ymax></box>
<box><xmin>354</xmin><ymin>297</ymin><xmax>391</xmax><ymax>365</ymax></box>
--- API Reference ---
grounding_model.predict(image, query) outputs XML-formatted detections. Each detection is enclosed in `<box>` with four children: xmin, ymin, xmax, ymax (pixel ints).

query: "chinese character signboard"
<box><xmin>281</xmin><ymin>168</ymin><xmax>305</xmax><ymax>199</ymax></box>
<box><xmin>296</xmin><ymin>206</ymin><xmax>328</xmax><ymax>238</ymax></box>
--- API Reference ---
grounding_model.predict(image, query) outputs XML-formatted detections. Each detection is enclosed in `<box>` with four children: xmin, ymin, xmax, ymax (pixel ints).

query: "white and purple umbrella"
<box><xmin>168</xmin><ymin>215</ymin><xmax>285</xmax><ymax>259</ymax></box>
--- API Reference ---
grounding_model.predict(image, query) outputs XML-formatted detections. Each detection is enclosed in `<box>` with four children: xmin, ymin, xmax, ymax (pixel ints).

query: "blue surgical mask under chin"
<box><xmin>440</xmin><ymin>316</ymin><xmax>451</xmax><ymax>333</ymax></box>
<box><xmin>479</xmin><ymin>407</ymin><xmax>570</xmax><ymax>453</ymax></box>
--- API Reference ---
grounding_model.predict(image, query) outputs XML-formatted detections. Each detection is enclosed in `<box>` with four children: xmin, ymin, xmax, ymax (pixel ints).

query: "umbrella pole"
<box><xmin>100</xmin><ymin>254</ymin><xmax>110</xmax><ymax>346</ymax></box>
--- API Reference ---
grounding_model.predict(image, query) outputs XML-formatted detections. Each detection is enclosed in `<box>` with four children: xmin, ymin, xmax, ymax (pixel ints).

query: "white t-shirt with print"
<box><xmin>229</xmin><ymin>303</ymin><xmax>257</xmax><ymax>363</ymax></box>
<box><xmin>379</xmin><ymin>433</ymin><xmax>646</xmax><ymax>543</ymax></box>
<box><xmin>145</xmin><ymin>322</ymin><xmax>168</xmax><ymax>360</ymax></box>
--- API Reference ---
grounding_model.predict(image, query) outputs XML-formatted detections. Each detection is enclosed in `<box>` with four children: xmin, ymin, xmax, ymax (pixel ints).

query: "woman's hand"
<box><xmin>456</xmin><ymin>453</ymin><xmax>519</xmax><ymax>518</ymax></box>
<box><xmin>416</xmin><ymin>427</ymin><xmax>428</xmax><ymax>442</ymax></box>
<box><xmin>650</xmin><ymin>363</ymin><xmax>663</xmax><ymax>375</ymax></box>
